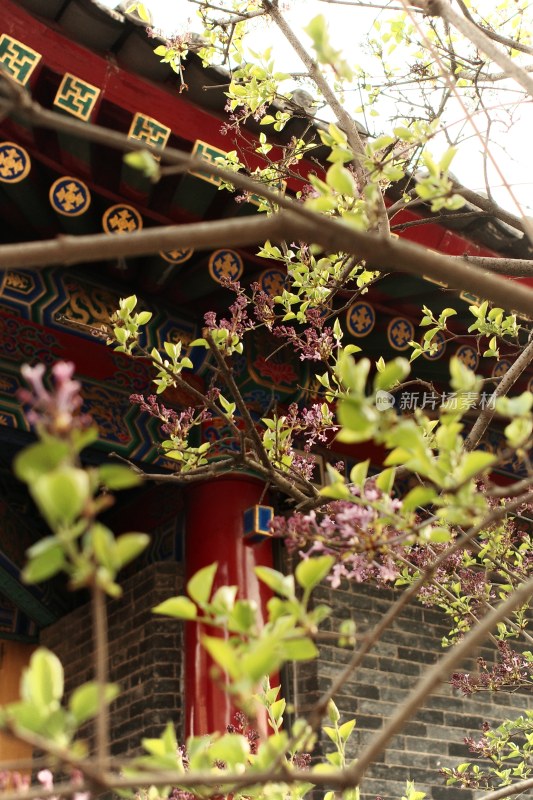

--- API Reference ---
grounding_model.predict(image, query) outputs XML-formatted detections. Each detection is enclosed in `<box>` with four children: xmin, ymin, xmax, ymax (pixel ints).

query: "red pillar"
<box><xmin>184</xmin><ymin>475</ymin><xmax>274</xmax><ymax>738</ymax></box>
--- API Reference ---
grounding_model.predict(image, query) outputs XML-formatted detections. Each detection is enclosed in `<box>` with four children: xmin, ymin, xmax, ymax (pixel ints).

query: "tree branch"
<box><xmin>345</xmin><ymin>570</ymin><xmax>533</xmax><ymax>786</ymax></box>
<box><xmin>262</xmin><ymin>0</ymin><xmax>391</xmax><ymax>235</ymax></box>
<box><xmin>424</xmin><ymin>0</ymin><xmax>533</xmax><ymax>98</ymax></box>
<box><xmin>464</xmin><ymin>337</ymin><xmax>533</xmax><ymax>450</ymax></box>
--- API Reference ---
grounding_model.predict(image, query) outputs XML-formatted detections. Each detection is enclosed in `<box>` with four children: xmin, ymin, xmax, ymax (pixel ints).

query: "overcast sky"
<box><xmin>101</xmin><ymin>0</ymin><xmax>532</xmax><ymax>216</ymax></box>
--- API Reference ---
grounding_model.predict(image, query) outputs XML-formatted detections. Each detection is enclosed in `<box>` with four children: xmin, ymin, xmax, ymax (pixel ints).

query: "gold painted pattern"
<box><xmin>53</xmin><ymin>73</ymin><xmax>101</xmax><ymax>122</ymax></box>
<box><xmin>0</xmin><ymin>34</ymin><xmax>41</xmax><ymax>85</ymax></box>
<box><xmin>128</xmin><ymin>113</ymin><xmax>170</xmax><ymax>150</ymax></box>
<box><xmin>102</xmin><ymin>204</ymin><xmax>143</xmax><ymax>234</ymax></box>
<box><xmin>0</xmin><ymin>142</ymin><xmax>31</xmax><ymax>183</ymax></box>
<box><xmin>190</xmin><ymin>140</ymin><xmax>228</xmax><ymax>186</ymax></box>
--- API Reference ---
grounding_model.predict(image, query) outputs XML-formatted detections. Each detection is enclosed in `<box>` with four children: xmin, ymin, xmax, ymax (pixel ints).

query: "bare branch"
<box><xmin>465</xmin><ymin>338</ymin><xmax>533</xmax><ymax>450</ymax></box>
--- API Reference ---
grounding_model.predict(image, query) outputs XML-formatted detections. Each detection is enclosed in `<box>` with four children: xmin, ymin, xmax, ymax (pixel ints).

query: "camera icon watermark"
<box><xmin>376</xmin><ymin>390</ymin><xmax>396</xmax><ymax>411</ymax></box>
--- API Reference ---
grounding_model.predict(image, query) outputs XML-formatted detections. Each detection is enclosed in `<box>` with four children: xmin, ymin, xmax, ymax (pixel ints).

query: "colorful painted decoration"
<box><xmin>456</xmin><ymin>344</ymin><xmax>479</xmax><ymax>371</ymax></box>
<box><xmin>208</xmin><ymin>249</ymin><xmax>243</xmax><ymax>283</ymax></box>
<box><xmin>0</xmin><ymin>142</ymin><xmax>31</xmax><ymax>183</ymax></box>
<box><xmin>387</xmin><ymin>317</ymin><xmax>415</xmax><ymax>351</ymax></box>
<box><xmin>102</xmin><ymin>204</ymin><xmax>143</xmax><ymax>234</ymax></box>
<box><xmin>190</xmin><ymin>139</ymin><xmax>228</xmax><ymax>186</ymax></box>
<box><xmin>422</xmin><ymin>330</ymin><xmax>446</xmax><ymax>360</ymax></box>
<box><xmin>159</xmin><ymin>248</ymin><xmax>194</xmax><ymax>264</ymax></box>
<box><xmin>0</xmin><ymin>34</ymin><xmax>41</xmax><ymax>85</ymax></box>
<box><xmin>128</xmin><ymin>112</ymin><xmax>171</xmax><ymax>150</ymax></box>
<box><xmin>259</xmin><ymin>268</ymin><xmax>286</xmax><ymax>297</ymax></box>
<box><xmin>346</xmin><ymin>302</ymin><xmax>375</xmax><ymax>337</ymax></box>
<box><xmin>243</xmin><ymin>505</ymin><xmax>274</xmax><ymax>544</ymax></box>
<box><xmin>491</xmin><ymin>359</ymin><xmax>512</xmax><ymax>378</ymax></box>
<box><xmin>49</xmin><ymin>176</ymin><xmax>91</xmax><ymax>216</ymax></box>
<box><xmin>53</xmin><ymin>73</ymin><xmax>101</xmax><ymax>121</ymax></box>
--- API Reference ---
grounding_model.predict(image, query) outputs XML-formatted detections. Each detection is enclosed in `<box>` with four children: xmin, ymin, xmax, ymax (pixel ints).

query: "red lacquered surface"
<box><xmin>184</xmin><ymin>476</ymin><xmax>274</xmax><ymax>737</ymax></box>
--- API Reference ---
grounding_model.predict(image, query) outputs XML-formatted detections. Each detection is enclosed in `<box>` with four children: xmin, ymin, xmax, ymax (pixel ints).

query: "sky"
<box><xmin>101</xmin><ymin>0</ymin><xmax>532</xmax><ymax>217</ymax></box>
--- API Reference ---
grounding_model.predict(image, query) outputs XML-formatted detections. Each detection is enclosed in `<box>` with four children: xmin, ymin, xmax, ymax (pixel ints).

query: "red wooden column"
<box><xmin>184</xmin><ymin>475</ymin><xmax>274</xmax><ymax>738</ymax></box>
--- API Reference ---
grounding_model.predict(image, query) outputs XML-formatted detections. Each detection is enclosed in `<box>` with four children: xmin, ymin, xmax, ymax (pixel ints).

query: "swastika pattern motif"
<box><xmin>346</xmin><ymin>302</ymin><xmax>375</xmax><ymax>337</ymax></box>
<box><xmin>0</xmin><ymin>35</ymin><xmax>41</xmax><ymax>85</ymax></box>
<box><xmin>0</xmin><ymin>142</ymin><xmax>31</xmax><ymax>183</ymax></box>
<box><xmin>190</xmin><ymin>140</ymin><xmax>228</xmax><ymax>186</ymax></box>
<box><xmin>102</xmin><ymin>205</ymin><xmax>143</xmax><ymax>234</ymax></box>
<box><xmin>54</xmin><ymin>73</ymin><xmax>100</xmax><ymax>121</ymax></box>
<box><xmin>388</xmin><ymin>317</ymin><xmax>415</xmax><ymax>351</ymax></box>
<box><xmin>208</xmin><ymin>250</ymin><xmax>243</xmax><ymax>283</ymax></box>
<box><xmin>49</xmin><ymin>177</ymin><xmax>91</xmax><ymax>216</ymax></box>
<box><xmin>128</xmin><ymin>113</ymin><xmax>171</xmax><ymax>150</ymax></box>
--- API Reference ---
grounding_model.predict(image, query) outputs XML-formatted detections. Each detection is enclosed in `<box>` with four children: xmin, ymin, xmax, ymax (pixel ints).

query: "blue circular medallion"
<box><xmin>456</xmin><ymin>345</ymin><xmax>479</xmax><ymax>371</ymax></box>
<box><xmin>50</xmin><ymin>176</ymin><xmax>91</xmax><ymax>216</ymax></box>
<box><xmin>208</xmin><ymin>249</ymin><xmax>243</xmax><ymax>283</ymax></box>
<box><xmin>387</xmin><ymin>317</ymin><xmax>415</xmax><ymax>351</ymax></box>
<box><xmin>160</xmin><ymin>247</ymin><xmax>194</xmax><ymax>264</ymax></box>
<box><xmin>346</xmin><ymin>302</ymin><xmax>375</xmax><ymax>337</ymax></box>
<box><xmin>422</xmin><ymin>330</ymin><xmax>446</xmax><ymax>361</ymax></box>
<box><xmin>0</xmin><ymin>142</ymin><xmax>31</xmax><ymax>183</ymax></box>
<box><xmin>102</xmin><ymin>204</ymin><xmax>143</xmax><ymax>234</ymax></box>
<box><xmin>491</xmin><ymin>359</ymin><xmax>512</xmax><ymax>378</ymax></box>
<box><xmin>259</xmin><ymin>268</ymin><xmax>286</xmax><ymax>297</ymax></box>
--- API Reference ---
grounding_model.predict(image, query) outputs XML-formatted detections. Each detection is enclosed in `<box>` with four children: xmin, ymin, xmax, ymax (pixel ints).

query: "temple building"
<box><xmin>0</xmin><ymin>1</ymin><xmax>532</xmax><ymax>797</ymax></box>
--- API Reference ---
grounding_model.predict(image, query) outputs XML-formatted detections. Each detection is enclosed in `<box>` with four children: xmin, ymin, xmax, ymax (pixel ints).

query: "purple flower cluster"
<box><xmin>273</xmin><ymin>323</ymin><xmax>335</xmax><ymax>361</ymax></box>
<box><xmin>18</xmin><ymin>361</ymin><xmax>92</xmax><ymax>437</ymax></box>
<box><xmin>451</xmin><ymin>641</ymin><xmax>533</xmax><ymax>695</ymax></box>
<box><xmin>130</xmin><ymin>394</ymin><xmax>211</xmax><ymax>438</ymax></box>
<box><xmin>0</xmin><ymin>769</ymin><xmax>89</xmax><ymax>800</ymax></box>
<box><xmin>204</xmin><ymin>284</ymin><xmax>253</xmax><ymax>339</ymax></box>
<box><xmin>272</xmin><ymin>488</ymin><xmax>404</xmax><ymax>587</ymax></box>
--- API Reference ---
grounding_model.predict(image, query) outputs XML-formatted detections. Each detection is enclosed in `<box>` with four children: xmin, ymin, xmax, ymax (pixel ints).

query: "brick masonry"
<box><xmin>40</xmin><ymin>561</ymin><xmax>184</xmax><ymax>757</ymax></box>
<box><xmin>291</xmin><ymin>580</ymin><xmax>533</xmax><ymax>800</ymax></box>
<box><xmin>40</xmin><ymin>563</ymin><xmax>531</xmax><ymax>800</ymax></box>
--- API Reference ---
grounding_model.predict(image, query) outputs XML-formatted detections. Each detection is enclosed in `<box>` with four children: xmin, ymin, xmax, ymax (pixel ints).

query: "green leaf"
<box><xmin>99</xmin><ymin>464</ymin><xmax>142</xmax><ymax>490</ymax></box>
<box><xmin>373</xmin><ymin>358</ymin><xmax>410</xmax><ymax>392</ymax></box>
<box><xmin>14</xmin><ymin>441</ymin><xmax>70</xmax><ymax>484</ymax></box>
<box><xmin>337</xmin><ymin>398</ymin><xmax>378</xmax><ymax>443</ymax></box>
<box><xmin>209</xmin><ymin>734</ymin><xmax>250</xmax><ymax>767</ymax></box>
<box><xmin>31</xmin><ymin>467</ymin><xmax>90</xmax><ymax>527</ymax></box>
<box><xmin>124</xmin><ymin>150</ymin><xmax>160</xmax><ymax>178</ymax></box>
<box><xmin>402</xmin><ymin>486</ymin><xmax>436</xmax><ymax>513</ymax></box>
<box><xmin>241</xmin><ymin>639</ymin><xmax>283</xmax><ymax>682</ymax></box>
<box><xmin>349</xmin><ymin>459</ymin><xmax>370</xmax><ymax>488</ymax></box>
<box><xmin>296</xmin><ymin>556</ymin><xmax>335</xmax><ymax>591</ymax></box>
<box><xmin>69</xmin><ymin>682</ymin><xmax>119</xmax><ymax>725</ymax></box>
<box><xmin>114</xmin><ymin>533</ymin><xmax>150</xmax><ymax>567</ymax></box>
<box><xmin>187</xmin><ymin>562</ymin><xmax>218</xmax><ymax>606</ymax></box>
<box><xmin>339</xmin><ymin>719</ymin><xmax>356</xmax><ymax>741</ymax></box>
<box><xmin>375</xmin><ymin>467</ymin><xmax>395</xmax><ymax>495</ymax></box>
<box><xmin>153</xmin><ymin>596</ymin><xmax>197</xmax><ymax>620</ymax></box>
<box><xmin>456</xmin><ymin>451</ymin><xmax>496</xmax><ymax>482</ymax></box>
<box><xmin>282</xmin><ymin>638</ymin><xmax>319</xmax><ymax>661</ymax></box>
<box><xmin>23</xmin><ymin>541</ymin><xmax>66</xmax><ymax>584</ymax></box>
<box><xmin>202</xmin><ymin>636</ymin><xmax>238</xmax><ymax>678</ymax></box>
<box><xmin>23</xmin><ymin>648</ymin><xmax>64</xmax><ymax>708</ymax></box>
<box><xmin>91</xmin><ymin>523</ymin><xmax>117</xmax><ymax>571</ymax></box>
<box><xmin>326</xmin><ymin>162</ymin><xmax>356</xmax><ymax>196</ymax></box>
<box><xmin>255</xmin><ymin>566</ymin><xmax>295</xmax><ymax>598</ymax></box>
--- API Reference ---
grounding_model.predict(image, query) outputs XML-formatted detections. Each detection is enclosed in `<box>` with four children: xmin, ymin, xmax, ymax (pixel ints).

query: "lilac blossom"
<box><xmin>18</xmin><ymin>361</ymin><xmax>92</xmax><ymax>436</ymax></box>
<box><xmin>272</xmin><ymin>487</ymin><xmax>405</xmax><ymax>587</ymax></box>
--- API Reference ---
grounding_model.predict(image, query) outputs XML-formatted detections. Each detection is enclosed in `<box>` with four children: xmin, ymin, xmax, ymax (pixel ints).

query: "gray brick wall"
<box><xmin>40</xmin><ymin>561</ymin><xmax>184</xmax><ymax>757</ymax></box>
<box><xmin>39</xmin><ymin>563</ymin><xmax>530</xmax><ymax>800</ymax></box>
<box><xmin>291</xmin><ymin>580</ymin><xmax>532</xmax><ymax>800</ymax></box>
